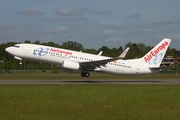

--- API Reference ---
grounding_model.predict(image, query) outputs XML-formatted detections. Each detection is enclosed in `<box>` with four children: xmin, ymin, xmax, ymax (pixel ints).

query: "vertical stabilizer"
<box><xmin>140</xmin><ymin>38</ymin><xmax>171</xmax><ymax>68</ymax></box>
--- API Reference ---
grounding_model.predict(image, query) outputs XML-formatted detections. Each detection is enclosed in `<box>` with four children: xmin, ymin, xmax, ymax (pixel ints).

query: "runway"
<box><xmin>0</xmin><ymin>79</ymin><xmax>180</xmax><ymax>85</ymax></box>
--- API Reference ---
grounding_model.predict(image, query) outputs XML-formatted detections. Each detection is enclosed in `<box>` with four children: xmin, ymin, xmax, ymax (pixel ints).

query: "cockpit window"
<box><xmin>13</xmin><ymin>45</ymin><xmax>20</xmax><ymax>48</ymax></box>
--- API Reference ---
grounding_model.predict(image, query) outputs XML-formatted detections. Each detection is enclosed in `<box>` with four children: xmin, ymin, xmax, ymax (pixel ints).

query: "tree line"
<box><xmin>0</xmin><ymin>40</ymin><xmax>180</xmax><ymax>73</ymax></box>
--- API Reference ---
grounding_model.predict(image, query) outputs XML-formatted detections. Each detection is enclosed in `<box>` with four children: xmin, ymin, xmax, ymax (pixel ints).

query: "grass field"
<box><xmin>0</xmin><ymin>73</ymin><xmax>180</xmax><ymax>120</ymax></box>
<box><xmin>0</xmin><ymin>85</ymin><xmax>180</xmax><ymax>120</ymax></box>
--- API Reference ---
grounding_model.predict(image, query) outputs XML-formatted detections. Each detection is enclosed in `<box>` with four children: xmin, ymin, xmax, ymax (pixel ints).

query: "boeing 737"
<box><xmin>5</xmin><ymin>38</ymin><xmax>171</xmax><ymax>77</ymax></box>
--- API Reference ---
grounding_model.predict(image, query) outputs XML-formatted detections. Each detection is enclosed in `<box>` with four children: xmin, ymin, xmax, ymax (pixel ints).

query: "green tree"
<box><xmin>83</xmin><ymin>48</ymin><xmax>97</xmax><ymax>54</ymax></box>
<box><xmin>42</xmin><ymin>42</ymin><xmax>60</xmax><ymax>48</ymax></box>
<box><xmin>24</xmin><ymin>40</ymin><xmax>31</xmax><ymax>43</ymax></box>
<box><xmin>33</xmin><ymin>40</ymin><xmax>41</xmax><ymax>44</ymax></box>
<box><xmin>62</xmin><ymin>41</ymin><xmax>84</xmax><ymax>51</ymax></box>
<box><xmin>98</xmin><ymin>46</ymin><xmax>111</xmax><ymax>57</ymax></box>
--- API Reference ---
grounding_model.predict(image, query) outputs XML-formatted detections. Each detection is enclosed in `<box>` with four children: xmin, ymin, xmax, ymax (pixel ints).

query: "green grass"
<box><xmin>0</xmin><ymin>73</ymin><xmax>180</xmax><ymax>119</ymax></box>
<box><xmin>0</xmin><ymin>85</ymin><xmax>180</xmax><ymax>120</ymax></box>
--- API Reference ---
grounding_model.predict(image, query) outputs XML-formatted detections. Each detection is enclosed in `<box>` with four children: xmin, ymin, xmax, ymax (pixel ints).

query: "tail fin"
<box><xmin>140</xmin><ymin>38</ymin><xmax>171</xmax><ymax>68</ymax></box>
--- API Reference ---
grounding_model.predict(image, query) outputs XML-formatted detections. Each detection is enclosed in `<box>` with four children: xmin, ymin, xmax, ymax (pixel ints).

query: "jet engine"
<box><xmin>62</xmin><ymin>60</ymin><xmax>80</xmax><ymax>70</ymax></box>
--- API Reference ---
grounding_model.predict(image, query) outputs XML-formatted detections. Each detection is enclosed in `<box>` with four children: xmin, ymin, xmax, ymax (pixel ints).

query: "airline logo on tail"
<box><xmin>144</xmin><ymin>41</ymin><xmax>169</xmax><ymax>63</ymax></box>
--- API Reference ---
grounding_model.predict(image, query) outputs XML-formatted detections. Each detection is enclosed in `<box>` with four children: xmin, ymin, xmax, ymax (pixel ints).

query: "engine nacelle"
<box><xmin>62</xmin><ymin>60</ymin><xmax>80</xmax><ymax>70</ymax></box>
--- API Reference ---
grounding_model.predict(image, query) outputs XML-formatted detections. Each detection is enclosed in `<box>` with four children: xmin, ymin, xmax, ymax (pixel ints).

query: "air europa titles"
<box><xmin>144</xmin><ymin>41</ymin><xmax>169</xmax><ymax>62</ymax></box>
<box><xmin>50</xmin><ymin>48</ymin><xmax>72</xmax><ymax>55</ymax></box>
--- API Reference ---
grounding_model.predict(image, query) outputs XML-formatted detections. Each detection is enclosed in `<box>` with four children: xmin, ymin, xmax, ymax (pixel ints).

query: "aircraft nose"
<box><xmin>5</xmin><ymin>47</ymin><xmax>12</xmax><ymax>53</ymax></box>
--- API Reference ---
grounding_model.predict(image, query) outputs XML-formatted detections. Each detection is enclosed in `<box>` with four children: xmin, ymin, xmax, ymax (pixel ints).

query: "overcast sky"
<box><xmin>1</xmin><ymin>0</ymin><xmax>180</xmax><ymax>50</ymax></box>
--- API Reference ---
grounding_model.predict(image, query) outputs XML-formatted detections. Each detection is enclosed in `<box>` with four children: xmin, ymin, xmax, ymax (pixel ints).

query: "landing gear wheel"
<box><xmin>85</xmin><ymin>72</ymin><xmax>90</xmax><ymax>77</ymax></box>
<box><xmin>81</xmin><ymin>72</ymin><xmax>85</xmax><ymax>77</ymax></box>
<box><xmin>81</xmin><ymin>71</ymin><xmax>90</xmax><ymax>77</ymax></box>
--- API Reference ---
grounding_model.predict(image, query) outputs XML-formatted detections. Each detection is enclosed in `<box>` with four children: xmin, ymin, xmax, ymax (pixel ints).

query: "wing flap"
<box><xmin>79</xmin><ymin>57</ymin><xmax>121</xmax><ymax>70</ymax></box>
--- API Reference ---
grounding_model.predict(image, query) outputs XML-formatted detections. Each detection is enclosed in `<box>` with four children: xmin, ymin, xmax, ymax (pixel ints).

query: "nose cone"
<box><xmin>5</xmin><ymin>47</ymin><xmax>12</xmax><ymax>53</ymax></box>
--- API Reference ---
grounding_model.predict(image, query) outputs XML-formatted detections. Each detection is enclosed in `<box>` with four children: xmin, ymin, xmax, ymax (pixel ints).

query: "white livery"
<box><xmin>5</xmin><ymin>38</ymin><xmax>171</xmax><ymax>77</ymax></box>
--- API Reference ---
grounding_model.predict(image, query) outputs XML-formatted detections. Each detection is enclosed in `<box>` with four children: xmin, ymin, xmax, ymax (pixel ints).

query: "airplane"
<box><xmin>5</xmin><ymin>38</ymin><xmax>171</xmax><ymax>77</ymax></box>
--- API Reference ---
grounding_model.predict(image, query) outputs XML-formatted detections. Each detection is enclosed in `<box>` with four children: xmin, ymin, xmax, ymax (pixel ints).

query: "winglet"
<box><xmin>97</xmin><ymin>51</ymin><xmax>103</xmax><ymax>56</ymax></box>
<box><xmin>119</xmin><ymin>47</ymin><xmax>130</xmax><ymax>58</ymax></box>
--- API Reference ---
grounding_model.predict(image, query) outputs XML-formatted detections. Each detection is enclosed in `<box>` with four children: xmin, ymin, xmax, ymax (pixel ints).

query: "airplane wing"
<box><xmin>79</xmin><ymin>48</ymin><xmax>130</xmax><ymax>70</ymax></box>
<box><xmin>79</xmin><ymin>57</ymin><xmax>121</xmax><ymax>70</ymax></box>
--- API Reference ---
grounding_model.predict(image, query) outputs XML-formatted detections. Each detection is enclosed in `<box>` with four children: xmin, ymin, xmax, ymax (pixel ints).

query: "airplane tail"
<box><xmin>139</xmin><ymin>38</ymin><xmax>171</xmax><ymax>68</ymax></box>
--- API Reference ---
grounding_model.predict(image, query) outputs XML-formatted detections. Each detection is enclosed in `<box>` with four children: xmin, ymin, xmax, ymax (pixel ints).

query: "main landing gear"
<box><xmin>81</xmin><ymin>70</ymin><xmax>90</xmax><ymax>77</ymax></box>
